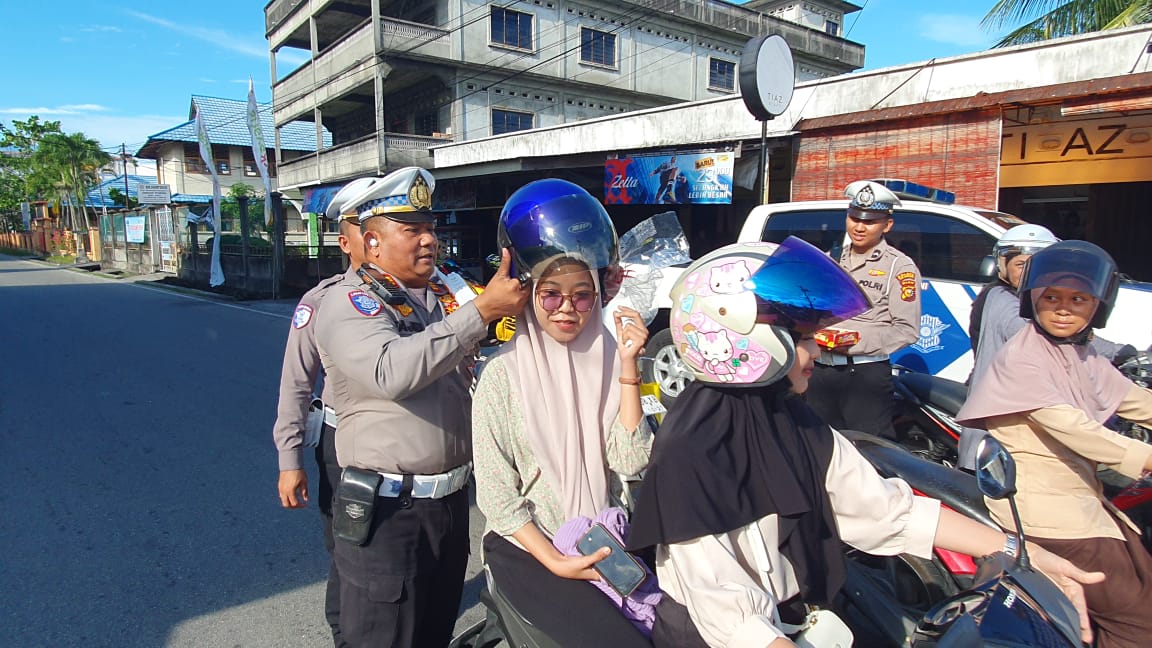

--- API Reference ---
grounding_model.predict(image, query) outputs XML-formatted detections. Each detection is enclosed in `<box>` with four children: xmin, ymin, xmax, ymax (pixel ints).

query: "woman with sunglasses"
<box><xmin>471</xmin><ymin>179</ymin><xmax>654</xmax><ymax>646</ymax></box>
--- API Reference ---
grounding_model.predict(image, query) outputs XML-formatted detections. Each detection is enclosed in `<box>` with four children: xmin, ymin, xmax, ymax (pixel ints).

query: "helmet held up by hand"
<box><xmin>497</xmin><ymin>178</ymin><xmax>621</xmax><ymax>303</ymax></box>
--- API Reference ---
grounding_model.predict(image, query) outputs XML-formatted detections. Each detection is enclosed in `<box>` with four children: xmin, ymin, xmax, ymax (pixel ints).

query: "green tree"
<box><xmin>34</xmin><ymin>132</ymin><xmax>111</xmax><ymax>261</ymax></box>
<box><xmin>0</xmin><ymin>116</ymin><xmax>63</xmax><ymax>230</ymax></box>
<box><xmin>983</xmin><ymin>0</ymin><xmax>1152</xmax><ymax>46</ymax></box>
<box><xmin>107</xmin><ymin>187</ymin><xmax>138</xmax><ymax>208</ymax></box>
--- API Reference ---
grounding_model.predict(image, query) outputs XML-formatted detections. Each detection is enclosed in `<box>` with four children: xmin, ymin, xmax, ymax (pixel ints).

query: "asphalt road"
<box><xmin>0</xmin><ymin>256</ymin><xmax>490</xmax><ymax>647</ymax></box>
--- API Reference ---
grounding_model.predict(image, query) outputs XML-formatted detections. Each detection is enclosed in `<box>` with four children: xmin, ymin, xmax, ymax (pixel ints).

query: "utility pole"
<box><xmin>121</xmin><ymin>144</ymin><xmax>132</xmax><ymax>207</ymax></box>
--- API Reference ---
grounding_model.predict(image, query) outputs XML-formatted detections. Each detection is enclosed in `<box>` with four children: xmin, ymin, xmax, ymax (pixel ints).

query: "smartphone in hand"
<box><xmin>576</xmin><ymin>523</ymin><xmax>647</xmax><ymax>598</ymax></box>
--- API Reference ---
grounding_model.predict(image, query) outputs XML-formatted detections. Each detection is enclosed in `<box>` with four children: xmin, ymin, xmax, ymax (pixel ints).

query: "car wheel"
<box><xmin>642</xmin><ymin>328</ymin><xmax>694</xmax><ymax>408</ymax></box>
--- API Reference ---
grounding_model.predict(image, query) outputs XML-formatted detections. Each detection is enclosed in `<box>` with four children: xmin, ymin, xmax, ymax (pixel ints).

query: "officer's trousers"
<box><xmin>333</xmin><ymin>486</ymin><xmax>470</xmax><ymax>648</ymax></box>
<box><xmin>315</xmin><ymin>424</ymin><xmax>344</xmax><ymax>645</ymax></box>
<box><xmin>806</xmin><ymin>360</ymin><xmax>896</xmax><ymax>440</ymax></box>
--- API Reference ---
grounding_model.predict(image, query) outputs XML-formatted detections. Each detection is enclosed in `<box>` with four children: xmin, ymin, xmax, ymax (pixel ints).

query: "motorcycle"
<box><xmin>910</xmin><ymin>436</ymin><xmax>1085</xmax><ymax>647</ymax></box>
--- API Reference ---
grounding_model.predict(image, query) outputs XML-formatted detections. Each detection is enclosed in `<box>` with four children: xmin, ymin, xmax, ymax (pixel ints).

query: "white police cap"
<box><xmin>325</xmin><ymin>176</ymin><xmax>381</xmax><ymax>222</ymax></box>
<box><xmin>845</xmin><ymin>180</ymin><xmax>901</xmax><ymax>220</ymax></box>
<box><xmin>343</xmin><ymin>166</ymin><xmax>437</xmax><ymax>224</ymax></box>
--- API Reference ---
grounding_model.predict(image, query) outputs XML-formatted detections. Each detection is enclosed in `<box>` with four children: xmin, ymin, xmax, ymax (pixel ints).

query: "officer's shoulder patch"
<box><xmin>348</xmin><ymin>290</ymin><xmax>383</xmax><ymax>316</ymax></box>
<box><xmin>897</xmin><ymin>271</ymin><xmax>918</xmax><ymax>302</ymax></box>
<box><xmin>292</xmin><ymin>304</ymin><xmax>314</xmax><ymax>329</ymax></box>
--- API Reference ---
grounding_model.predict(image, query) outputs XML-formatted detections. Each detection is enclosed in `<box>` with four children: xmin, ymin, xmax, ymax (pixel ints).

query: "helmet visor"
<box><xmin>1020</xmin><ymin>244</ymin><xmax>1116</xmax><ymax>301</ymax></box>
<box><xmin>499</xmin><ymin>188</ymin><xmax>619</xmax><ymax>276</ymax></box>
<box><xmin>745</xmin><ymin>236</ymin><xmax>872</xmax><ymax>333</ymax></box>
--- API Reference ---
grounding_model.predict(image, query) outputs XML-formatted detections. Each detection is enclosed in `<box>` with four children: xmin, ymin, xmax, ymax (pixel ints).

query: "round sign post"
<box><xmin>739</xmin><ymin>34</ymin><xmax>796</xmax><ymax>204</ymax></box>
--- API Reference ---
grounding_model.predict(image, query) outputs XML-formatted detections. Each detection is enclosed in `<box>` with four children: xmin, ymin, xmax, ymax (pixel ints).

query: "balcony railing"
<box><xmin>277</xmin><ymin>133</ymin><xmax>451</xmax><ymax>188</ymax></box>
<box><xmin>379</xmin><ymin>16</ymin><xmax>451</xmax><ymax>58</ymax></box>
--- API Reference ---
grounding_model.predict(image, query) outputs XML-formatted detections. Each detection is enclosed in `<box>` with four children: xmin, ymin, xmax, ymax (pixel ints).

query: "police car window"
<box><xmin>759</xmin><ymin>209</ymin><xmax>845</xmax><ymax>251</ymax></box>
<box><xmin>890</xmin><ymin>211</ymin><xmax>994</xmax><ymax>283</ymax></box>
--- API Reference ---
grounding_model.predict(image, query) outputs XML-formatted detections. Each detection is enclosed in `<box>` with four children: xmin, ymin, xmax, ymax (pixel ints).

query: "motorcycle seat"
<box><xmin>898</xmin><ymin>372</ymin><xmax>968</xmax><ymax>415</ymax></box>
<box><xmin>844</xmin><ymin>430</ymin><xmax>994</xmax><ymax>528</ymax></box>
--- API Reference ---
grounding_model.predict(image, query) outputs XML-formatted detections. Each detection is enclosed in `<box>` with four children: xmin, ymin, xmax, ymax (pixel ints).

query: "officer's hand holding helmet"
<box><xmin>994</xmin><ymin>224</ymin><xmax>1060</xmax><ymax>287</ymax></box>
<box><xmin>1018</xmin><ymin>240</ymin><xmax>1120</xmax><ymax>333</ymax></box>
<box><xmin>668</xmin><ymin>237</ymin><xmax>871</xmax><ymax>387</ymax></box>
<box><xmin>497</xmin><ymin>178</ymin><xmax>622</xmax><ymax>303</ymax></box>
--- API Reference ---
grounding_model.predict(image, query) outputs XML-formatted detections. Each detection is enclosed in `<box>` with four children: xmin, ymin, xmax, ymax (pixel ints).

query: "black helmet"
<box><xmin>1018</xmin><ymin>240</ymin><xmax>1119</xmax><ymax>329</ymax></box>
<box><xmin>497</xmin><ymin>179</ymin><xmax>621</xmax><ymax>302</ymax></box>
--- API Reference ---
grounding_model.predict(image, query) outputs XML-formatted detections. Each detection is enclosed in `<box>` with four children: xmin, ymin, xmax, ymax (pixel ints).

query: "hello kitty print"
<box><xmin>672</xmin><ymin>255</ymin><xmax>776</xmax><ymax>385</ymax></box>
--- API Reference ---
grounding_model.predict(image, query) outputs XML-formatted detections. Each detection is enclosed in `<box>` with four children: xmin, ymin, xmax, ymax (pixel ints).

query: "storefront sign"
<box><xmin>125</xmin><ymin>216</ymin><xmax>146</xmax><ymax>244</ymax></box>
<box><xmin>1001</xmin><ymin>113</ymin><xmax>1152</xmax><ymax>187</ymax></box>
<box><xmin>605</xmin><ymin>152</ymin><xmax>734</xmax><ymax>205</ymax></box>
<box><xmin>138</xmin><ymin>184</ymin><xmax>172</xmax><ymax>204</ymax></box>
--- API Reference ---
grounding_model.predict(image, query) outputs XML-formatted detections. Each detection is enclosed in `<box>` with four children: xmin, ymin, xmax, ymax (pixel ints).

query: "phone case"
<box><xmin>576</xmin><ymin>523</ymin><xmax>647</xmax><ymax>598</ymax></box>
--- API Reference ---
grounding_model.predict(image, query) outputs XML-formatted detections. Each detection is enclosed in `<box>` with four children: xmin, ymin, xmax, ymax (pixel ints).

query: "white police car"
<box><xmin>644</xmin><ymin>179</ymin><xmax>1152</xmax><ymax>400</ymax></box>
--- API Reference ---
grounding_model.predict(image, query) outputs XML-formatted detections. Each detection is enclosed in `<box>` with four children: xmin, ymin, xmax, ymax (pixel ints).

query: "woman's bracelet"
<box><xmin>618</xmin><ymin>376</ymin><xmax>642</xmax><ymax>385</ymax></box>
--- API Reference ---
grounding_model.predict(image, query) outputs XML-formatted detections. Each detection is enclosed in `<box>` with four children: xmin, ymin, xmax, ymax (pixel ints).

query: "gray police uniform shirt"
<box><xmin>272</xmin><ymin>271</ymin><xmax>347</xmax><ymax>472</ymax></box>
<box><xmin>313</xmin><ymin>273</ymin><xmax>487</xmax><ymax>475</ymax></box>
<box><xmin>837</xmin><ymin>239</ymin><xmax>922</xmax><ymax>357</ymax></box>
<box><xmin>970</xmin><ymin>284</ymin><xmax>1125</xmax><ymax>389</ymax></box>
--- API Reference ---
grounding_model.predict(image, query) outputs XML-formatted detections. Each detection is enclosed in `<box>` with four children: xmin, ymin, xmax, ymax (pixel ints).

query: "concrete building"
<box><xmin>429</xmin><ymin>25</ymin><xmax>1152</xmax><ymax>280</ymax></box>
<box><xmin>264</xmin><ymin>0</ymin><xmax>865</xmax><ymax>193</ymax></box>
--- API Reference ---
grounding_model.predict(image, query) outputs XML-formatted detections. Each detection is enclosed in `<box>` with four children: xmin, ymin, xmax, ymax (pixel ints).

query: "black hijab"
<box><xmin>626</xmin><ymin>380</ymin><xmax>846</xmax><ymax>607</ymax></box>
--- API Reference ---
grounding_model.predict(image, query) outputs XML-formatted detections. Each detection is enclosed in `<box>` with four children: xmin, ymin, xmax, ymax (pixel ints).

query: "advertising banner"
<box><xmin>125</xmin><ymin>216</ymin><xmax>146</xmax><ymax>244</ymax></box>
<box><xmin>605</xmin><ymin>152</ymin><xmax>734</xmax><ymax>205</ymax></box>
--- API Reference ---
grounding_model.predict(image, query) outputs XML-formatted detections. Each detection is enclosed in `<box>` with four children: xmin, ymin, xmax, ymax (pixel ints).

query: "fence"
<box><xmin>0</xmin><ymin>224</ymin><xmax>100</xmax><ymax>260</ymax></box>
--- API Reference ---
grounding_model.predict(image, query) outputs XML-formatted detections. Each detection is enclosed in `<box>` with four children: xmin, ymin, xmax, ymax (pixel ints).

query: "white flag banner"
<box><xmin>194</xmin><ymin>100</ymin><xmax>225</xmax><ymax>286</ymax></box>
<box><xmin>247</xmin><ymin>79</ymin><xmax>274</xmax><ymax>231</ymax></box>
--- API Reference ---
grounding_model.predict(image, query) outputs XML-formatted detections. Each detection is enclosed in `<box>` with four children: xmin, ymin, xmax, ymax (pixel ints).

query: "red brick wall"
<box><xmin>793</xmin><ymin>110</ymin><xmax>1002</xmax><ymax>208</ymax></box>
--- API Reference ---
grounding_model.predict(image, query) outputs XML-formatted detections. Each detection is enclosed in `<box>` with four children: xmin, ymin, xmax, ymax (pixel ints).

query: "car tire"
<box><xmin>642</xmin><ymin>328</ymin><xmax>694</xmax><ymax>409</ymax></box>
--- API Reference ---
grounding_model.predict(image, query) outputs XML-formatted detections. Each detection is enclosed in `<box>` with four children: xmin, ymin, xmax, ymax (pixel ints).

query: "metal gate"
<box><xmin>154</xmin><ymin>207</ymin><xmax>177</xmax><ymax>273</ymax></box>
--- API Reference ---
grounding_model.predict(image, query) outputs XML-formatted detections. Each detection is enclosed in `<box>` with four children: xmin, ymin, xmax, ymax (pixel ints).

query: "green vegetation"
<box><xmin>0</xmin><ymin>246</ymin><xmax>35</xmax><ymax>256</ymax></box>
<box><xmin>984</xmin><ymin>0</ymin><xmax>1152</xmax><ymax>46</ymax></box>
<box><xmin>45</xmin><ymin>253</ymin><xmax>76</xmax><ymax>265</ymax></box>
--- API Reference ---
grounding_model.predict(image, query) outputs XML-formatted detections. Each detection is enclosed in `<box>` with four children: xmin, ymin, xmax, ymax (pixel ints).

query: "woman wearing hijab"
<box><xmin>628</xmin><ymin>239</ymin><xmax>1104</xmax><ymax>648</ymax></box>
<box><xmin>958</xmin><ymin>240</ymin><xmax>1152</xmax><ymax>648</ymax></box>
<box><xmin>471</xmin><ymin>179</ymin><xmax>653</xmax><ymax>646</ymax></box>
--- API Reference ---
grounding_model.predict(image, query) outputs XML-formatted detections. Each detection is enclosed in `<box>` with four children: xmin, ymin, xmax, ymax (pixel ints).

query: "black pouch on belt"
<box><xmin>333</xmin><ymin>467</ymin><xmax>382</xmax><ymax>546</ymax></box>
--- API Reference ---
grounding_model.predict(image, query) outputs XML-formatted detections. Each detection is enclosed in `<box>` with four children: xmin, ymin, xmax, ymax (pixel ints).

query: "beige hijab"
<box><xmin>497</xmin><ymin>262</ymin><xmax>622</xmax><ymax>522</ymax></box>
<box><xmin>958</xmin><ymin>323</ymin><xmax>1132</xmax><ymax>426</ymax></box>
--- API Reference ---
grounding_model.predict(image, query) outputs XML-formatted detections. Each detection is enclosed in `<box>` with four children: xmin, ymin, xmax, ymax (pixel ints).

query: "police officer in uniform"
<box><xmin>806</xmin><ymin>180</ymin><xmax>922</xmax><ymax>440</ymax></box>
<box><xmin>273</xmin><ymin>177</ymin><xmax>380</xmax><ymax>645</ymax></box>
<box><xmin>313</xmin><ymin>166</ymin><xmax>527</xmax><ymax>648</ymax></box>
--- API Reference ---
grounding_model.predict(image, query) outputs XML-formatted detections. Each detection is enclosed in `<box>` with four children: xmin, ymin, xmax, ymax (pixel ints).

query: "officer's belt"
<box><xmin>377</xmin><ymin>462</ymin><xmax>471</xmax><ymax>499</ymax></box>
<box><xmin>816</xmin><ymin>352</ymin><xmax>889</xmax><ymax>367</ymax></box>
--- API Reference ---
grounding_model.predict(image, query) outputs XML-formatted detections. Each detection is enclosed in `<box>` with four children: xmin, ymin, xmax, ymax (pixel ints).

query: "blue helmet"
<box><xmin>497</xmin><ymin>179</ymin><xmax>621</xmax><ymax>302</ymax></box>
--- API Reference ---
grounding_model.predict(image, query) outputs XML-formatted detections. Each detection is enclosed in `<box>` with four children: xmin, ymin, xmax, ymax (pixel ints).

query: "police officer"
<box><xmin>313</xmin><ymin>166</ymin><xmax>527</xmax><ymax>648</ymax></box>
<box><xmin>271</xmin><ymin>175</ymin><xmax>375</xmax><ymax>641</ymax></box>
<box><xmin>806</xmin><ymin>180</ymin><xmax>922</xmax><ymax>440</ymax></box>
<box><xmin>273</xmin><ymin>176</ymin><xmax>377</xmax><ymax>645</ymax></box>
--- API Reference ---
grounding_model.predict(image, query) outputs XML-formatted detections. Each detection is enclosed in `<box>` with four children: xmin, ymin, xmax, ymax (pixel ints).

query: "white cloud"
<box><xmin>80</xmin><ymin>25</ymin><xmax>122</xmax><ymax>33</ymax></box>
<box><xmin>55</xmin><ymin>114</ymin><xmax>187</xmax><ymax>151</ymax></box>
<box><xmin>125</xmin><ymin>9</ymin><xmax>270</xmax><ymax>60</ymax></box>
<box><xmin>917</xmin><ymin>14</ymin><xmax>995</xmax><ymax>48</ymax></box>
<box><xmin>60</xmin><ymin>36</ymin><xmax>76</xmax><ymax>43</ymax></box>
<box><xmin>0</xmin><ymin>104</ymin><xmax>111</xmax><ymax>116</ymax></box>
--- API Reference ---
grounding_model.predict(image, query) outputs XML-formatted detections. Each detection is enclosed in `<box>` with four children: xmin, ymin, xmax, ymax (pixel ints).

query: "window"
<box><xmin>491</xmin><ymin>6</ymin><xmax>533</xmax><ymax>50</ymax></box>
<box><xmin>492</xmin><ymin>109</ymin><xmax>533</xmax><ymax>135</ymax></box>
<box><xmin>580</xmin><ymin>28</ymin><xmax>616</xmax><ymax>67</ymax></box>
<box><xmin>825</xmin><ymin>20</ymin><xmax>839</xmax><ymax>36</ymax></box>
<box><xmin>215</xmin><ymin>149</ymin><xmax>231</xmax><ymax>175</ymax></box>
<box><xmin>243</xmin><ymin>150</ymin><xmax>266</xmax><ymax>177</ymax></box>
<box><xmin>415</xmin><ymin>112</ymin><xmax>438</xmax><ymax>137</ymax></box>
<box><xmin>184</xmin><ymin>144</ymin><xmax>208</xmax><ymax>174</ymax></box>
<box><xmin>708</xmin><ymin>58</ymin><xmax>736</xmax><ymax>92</ymax></box>
<box><xmin>760</xmin><ymin>209</ymin><xmax>997</xmax><ymax>284</ymax></box>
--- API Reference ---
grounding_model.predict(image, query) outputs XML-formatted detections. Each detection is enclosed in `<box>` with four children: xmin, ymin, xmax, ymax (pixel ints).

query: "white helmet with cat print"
<box><xmin>669</xmin><ymin>237</ymin><xmax>871</xmax><ymax>387</ymax></box>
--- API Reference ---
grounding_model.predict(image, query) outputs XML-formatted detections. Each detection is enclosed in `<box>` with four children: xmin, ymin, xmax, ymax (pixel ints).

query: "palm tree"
<box><xmin>35</xmin><ymin>132</ymin><xmax>110</xmax><ymax>261</ymax></box>
<box><xmin>983</xmin><ymin>0</ymin><xmax>1152</xmax><ymax>47</ymax></box>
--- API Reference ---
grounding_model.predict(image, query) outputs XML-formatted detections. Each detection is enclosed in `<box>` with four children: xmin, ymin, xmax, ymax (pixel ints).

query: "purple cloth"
<box><xmin>553</xmin><ymin>507</ymin><xmax>663</xmax><ymax>637</ymax></box>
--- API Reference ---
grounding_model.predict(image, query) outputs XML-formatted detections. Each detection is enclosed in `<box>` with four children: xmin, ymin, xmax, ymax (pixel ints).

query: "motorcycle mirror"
<box><xmin>978</xmin><ymin>255</ymin><xmax>997</xmax><ymax>279</ymax></box>
<box><xmin>974</xmin><ymin>436</ymin><xmax>1016</xmax><ymax>500</ymax></box>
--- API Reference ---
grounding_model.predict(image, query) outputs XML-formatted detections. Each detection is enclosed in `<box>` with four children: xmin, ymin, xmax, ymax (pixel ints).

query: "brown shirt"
<box><xmin>835</xmin><ymin>239</ymin><xmax>921</xmax><ymax>357</ymax></box>
<box><xmin>313</xmin><ymin>273</ymin><xmax>487</xmax><ymax>475</ymax></box>
<box><xmin>985</xmin><ymin>385</ymin><xmax>1152</xmax><ymax>540</ymax></box>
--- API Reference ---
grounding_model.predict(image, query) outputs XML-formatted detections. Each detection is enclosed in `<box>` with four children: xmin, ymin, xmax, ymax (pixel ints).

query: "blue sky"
<box><xmin>0</xmin><ymin>1</ymin><xmax>1004</xmax><ymax>157</ymax></box>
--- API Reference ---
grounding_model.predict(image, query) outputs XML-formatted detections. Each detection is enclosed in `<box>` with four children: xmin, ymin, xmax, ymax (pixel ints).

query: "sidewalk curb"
<box><xmin>130</xmin><ymin>278</ymin><xmax>242</xmax><ymax>302</ymax></box>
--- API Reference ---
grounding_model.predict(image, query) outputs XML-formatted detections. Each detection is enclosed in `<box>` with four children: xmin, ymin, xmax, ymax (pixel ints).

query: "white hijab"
<box><xmin>497</xmin><ymin>261</ymin><xmax>622</xmax><ymax>522</ymax></box>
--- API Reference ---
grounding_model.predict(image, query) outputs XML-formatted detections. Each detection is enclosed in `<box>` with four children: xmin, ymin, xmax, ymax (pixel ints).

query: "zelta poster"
<box><xmin>605</xmin><ymin>152</ymin><xmax>734</xmax><ymax>205</ymax></box>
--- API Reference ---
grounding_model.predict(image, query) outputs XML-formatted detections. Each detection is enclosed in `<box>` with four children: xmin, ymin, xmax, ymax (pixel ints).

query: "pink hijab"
<box><xmin>958</xmin><ymin>323</ymin><xmax>1132</xmax><ymax>426</ymax></box>
<box><xmin>497</xmin><ymin>262</ymin><xmax>622</xmax><ymax>522</ymax></box>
